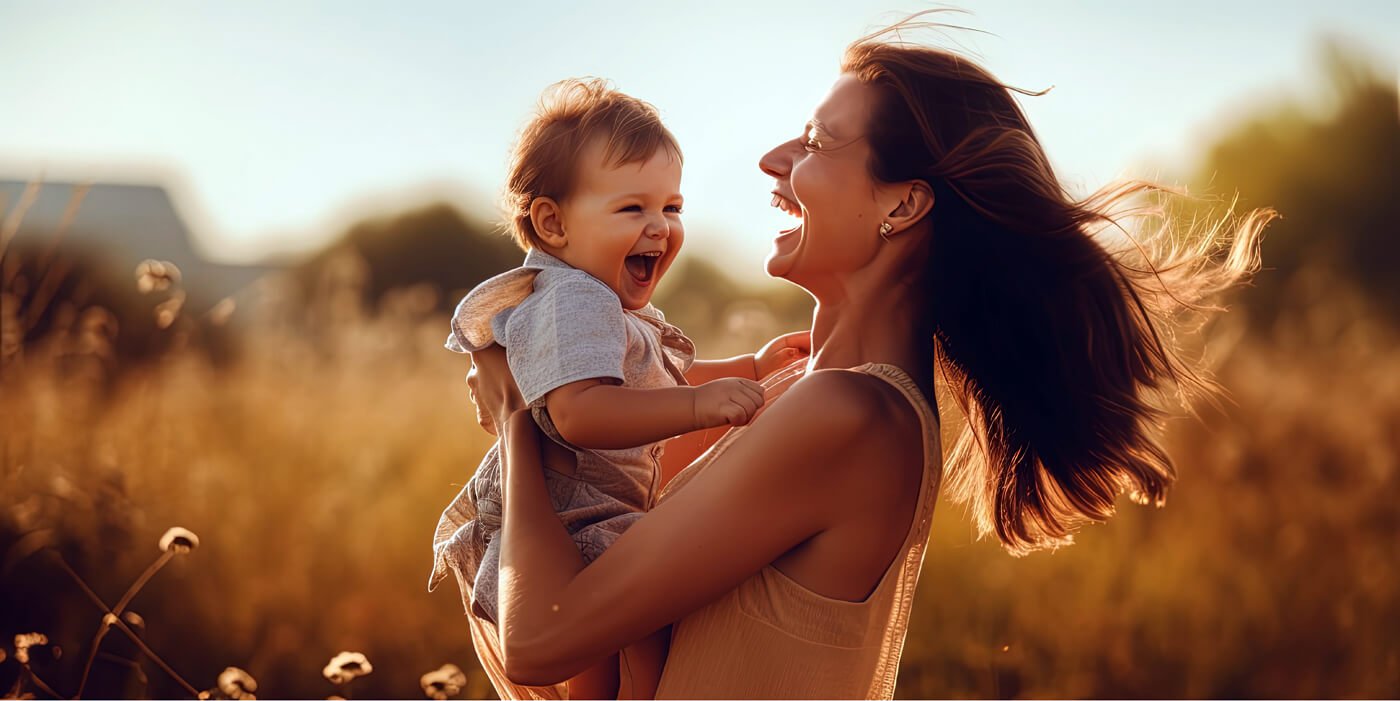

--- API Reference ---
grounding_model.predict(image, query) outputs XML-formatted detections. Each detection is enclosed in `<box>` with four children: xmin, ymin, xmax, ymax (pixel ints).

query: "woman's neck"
<box><xmin>805</xmin><ymin>260</ymin><xmax>932</xmax><ymax>382</ymax></box>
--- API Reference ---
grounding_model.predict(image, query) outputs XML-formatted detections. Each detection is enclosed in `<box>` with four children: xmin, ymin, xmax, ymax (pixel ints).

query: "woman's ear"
<box><xmin>529</xmin><ymin>197</ymin><xmax>568</xmax><ymax>249</ymax></box>
<box><xmin>884</xmin><ymin>180</ymin><xmax>935</xmax><ymax>237</ymax></box>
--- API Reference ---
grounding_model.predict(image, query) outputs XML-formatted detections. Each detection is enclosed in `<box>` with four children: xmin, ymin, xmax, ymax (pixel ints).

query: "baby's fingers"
<box><xmin>723</xmin><ymin>399</ymin><xmax>757</xmax><ymax>426</ymax></box>
<box><xmin>736</xmin><ymin>378</ymin><xmax>765</xmax><ymax>403</ymax></box>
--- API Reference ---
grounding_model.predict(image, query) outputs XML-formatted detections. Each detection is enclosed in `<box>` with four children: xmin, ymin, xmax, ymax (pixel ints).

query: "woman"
<box><xmin>470</xmin><ymin>20</ymin><xmax>1272</xmax><ymax>700</ymax></box>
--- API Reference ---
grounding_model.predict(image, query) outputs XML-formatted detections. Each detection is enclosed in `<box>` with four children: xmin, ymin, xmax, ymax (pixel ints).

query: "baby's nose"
<box><xmin>644</xmin><ymin>215</ymin><xmax>670</xmax><ymax>239</ymax></box>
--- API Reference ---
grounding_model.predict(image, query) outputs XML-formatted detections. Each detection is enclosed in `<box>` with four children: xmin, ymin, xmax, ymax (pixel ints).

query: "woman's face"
<box><xmin>759</xmin><ymin>74</ymin><xmax>887</xmax><ymax>286</ymax></box>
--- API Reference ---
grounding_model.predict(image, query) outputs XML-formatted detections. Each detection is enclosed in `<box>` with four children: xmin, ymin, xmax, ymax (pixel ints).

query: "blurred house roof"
<box><xmin>1</xmin><ymin>180</ymin><xmax>276</xmax><ymax>308</ymax></box>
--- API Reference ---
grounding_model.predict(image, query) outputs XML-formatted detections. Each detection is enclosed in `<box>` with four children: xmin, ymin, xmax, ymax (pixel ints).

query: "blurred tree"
<box><xmin>1188</xmin><ymin>38</ymin><xmax>1399</xmax><ymax>329</ymax></box>
<box><xmin>294</xmin><ymin>203</ymin><xmax>523</xmax><ymax>312</ymax></box>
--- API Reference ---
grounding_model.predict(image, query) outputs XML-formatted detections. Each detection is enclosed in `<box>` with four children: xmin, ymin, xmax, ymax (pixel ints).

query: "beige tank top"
<box><xmin>653</xmin><ymin>362</ymin><xmax>944</xmax><ymax>700</ymax></box>
<box><xmin>462</xmin><ymin>362</ymin><xmax>942</xmax><ymax>700</ymax></box>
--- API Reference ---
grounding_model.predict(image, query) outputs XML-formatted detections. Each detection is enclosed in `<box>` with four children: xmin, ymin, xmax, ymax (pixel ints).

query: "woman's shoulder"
<box><xmin>757</xmin><ymin>366</ymin><xmax>919</xmax><ymax>456</ymax></box>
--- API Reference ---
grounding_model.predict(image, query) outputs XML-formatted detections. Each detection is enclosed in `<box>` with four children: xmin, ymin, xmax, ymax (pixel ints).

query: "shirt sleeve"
<box><xmin>444</xmin><ymin>267</ymin><xmax>538</xmax><ymax>353</ymax></box>
<box><xmin>504</xmin><ymin>271</ymin><xmax>629</xmax><ymax>406</ymax></box>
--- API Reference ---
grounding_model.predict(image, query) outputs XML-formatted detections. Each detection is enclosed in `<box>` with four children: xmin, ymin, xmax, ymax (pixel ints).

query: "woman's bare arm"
<box><xmin>497</xmin><ymin>370</ymin><xmax>883</xmax><ymax>686</ymax></box>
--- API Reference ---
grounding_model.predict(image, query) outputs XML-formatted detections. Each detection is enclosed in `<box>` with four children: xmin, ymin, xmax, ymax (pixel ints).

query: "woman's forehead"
<box><xmin>811</xmin><ymin>74</ymin><xmax>873</xmax><ymax>138</ymax></box>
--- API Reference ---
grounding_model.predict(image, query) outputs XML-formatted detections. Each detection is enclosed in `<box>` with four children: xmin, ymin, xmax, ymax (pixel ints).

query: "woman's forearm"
<box><xmin>497</xmin><ymin>410</ymin><xmax>592</xmax><ymax>684</ymax></box>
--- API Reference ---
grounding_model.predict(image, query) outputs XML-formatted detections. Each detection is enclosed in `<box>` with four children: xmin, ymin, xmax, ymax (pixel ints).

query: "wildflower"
<box><xmin>323</xmin><ymin>651</ymin><xmax>373</xmax><ymax>685</ymax></box>
<box><xmin>209</xmin><ymin>297</ymin><xmax>237</xmax><ymax>326</ymax></box>
<box><xmin>14</xmin><ymin>632</ymin><xmax>47</xmax><ymax>665</ymax></box>
<box><xmin>123</xmin><ymin>611</ymin><xmax>146</xmax><ymax>634</ymax></box>
<box><xmin>135</xmin><ymin>259</ymin><xmax>181</xmax><ymax>293</ymax></box>
<box><xmin>159</xmin><ymin>526</ymin><xmax>200</xmax><ymax>554</ymax></box>
<box><xmin>218</xmin><ymin>666</ymin><xmax>258</xmax><ymax>700</ymax></box>
<box><xmin>419</xmin><ymin>663</ymin><xmax>466</xmax><ymax>700</ymax></box>
<box><xmin>155</xmin><ymin>290</ymin><xmax>186</xmax><ymax>329</ymax></box>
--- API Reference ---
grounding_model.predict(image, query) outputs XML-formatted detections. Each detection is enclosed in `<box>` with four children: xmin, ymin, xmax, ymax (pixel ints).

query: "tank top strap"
<box><xmin>855</xmin><ymin>363</ymin><xmax>942</xmax><ymax>557</ymax></box>
<box><xmin>851</xmin><ymin>362</ymin><xmax>943</xmax><ymax>697</ymax></box>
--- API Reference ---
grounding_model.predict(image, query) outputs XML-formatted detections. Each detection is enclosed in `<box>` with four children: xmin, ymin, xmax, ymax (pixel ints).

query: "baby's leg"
<box><xmin>565</xmin><ymin>653</ymin><xmax>620</xmax><ymax>700</ymax></box>
<box><xmin>470</xmin><ymin>535</ymin><xmax>502</xmax><ymax>623</ymax></box>
<box><xmin>617</xmin><ymin>627</ymin><xmax>670</xmax><ymax>699</ymax></box>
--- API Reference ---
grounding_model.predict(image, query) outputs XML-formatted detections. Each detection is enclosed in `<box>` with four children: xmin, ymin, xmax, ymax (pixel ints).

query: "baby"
<box><xmin>430</xmin><ymin>79</ymin><xmax>801</xmax><ymax>698</ymax></box>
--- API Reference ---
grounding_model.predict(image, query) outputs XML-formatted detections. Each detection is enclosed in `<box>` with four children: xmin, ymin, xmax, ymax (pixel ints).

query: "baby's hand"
<box><xmin>754</xmin><ymin>330</ymin><xmax>811</xmax><ymax>380</ymax></box>
<box><xmin>692</xmin><ymin>378</ymin><xmax>766</xmax><ymax>429</ymax></box>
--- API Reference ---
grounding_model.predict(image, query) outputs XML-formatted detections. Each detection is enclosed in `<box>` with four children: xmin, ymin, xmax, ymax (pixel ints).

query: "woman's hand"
<box><xmin>754</xmin><ymin>330</ymin><xmax>811</xmax><ymax>380</ymax></box>
<box><xmin>467</xmin><ymin>344</ymin><xmax>525</xmax><ymax>436</ymax></box>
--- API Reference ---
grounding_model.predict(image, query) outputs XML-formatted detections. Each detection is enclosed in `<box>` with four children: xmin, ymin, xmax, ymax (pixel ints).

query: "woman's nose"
<box><xmin>759</xmin><ymin>138</ymin><xmax>798</xmax><ymax>179</ymax></box>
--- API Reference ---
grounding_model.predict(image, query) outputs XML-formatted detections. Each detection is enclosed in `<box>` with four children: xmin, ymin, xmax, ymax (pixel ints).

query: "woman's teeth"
<box><xmin>770</xmin><ymin>194</ymin><xmax>803</xmax><ymax>220</ymax></box>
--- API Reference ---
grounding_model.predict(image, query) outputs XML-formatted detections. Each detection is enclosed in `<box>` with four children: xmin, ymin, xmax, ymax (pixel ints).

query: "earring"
<box><xmin>879</xmin><ymin>221</ymin><xmax>893</xmax><ymax>241</ymax></box>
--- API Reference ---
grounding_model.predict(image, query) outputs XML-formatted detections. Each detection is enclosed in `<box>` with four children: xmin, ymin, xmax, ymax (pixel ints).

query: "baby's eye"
<box><xmin>618</xmin><ymin>204</ymin><xmax>643</xmax><ymax>213</ymax></box>
<box><xmin>804</xmin><ymin>135</ymin><xmax>823</xmax><ymax>151</ymax></box>
<box><xmin>665</xmin><ymin>204</ymin><xmax>683</xmax><ymax>214</ymax></box>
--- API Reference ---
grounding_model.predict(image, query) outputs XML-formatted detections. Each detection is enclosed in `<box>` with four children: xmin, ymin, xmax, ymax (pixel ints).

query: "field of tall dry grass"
<box><xmin>4</xmin><ymin>50</ymin><xmax>1399</xmax><ymax>694</ymax></box>
<box><xmin>2</xmin><ymin>236</ymin><xmax>1397</xmax><ymax>698</ymax></box>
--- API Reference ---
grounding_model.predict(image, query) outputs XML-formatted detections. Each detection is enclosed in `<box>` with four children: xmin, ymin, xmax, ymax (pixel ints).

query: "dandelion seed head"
<box><xmin>419</xmin><ymin>663</ymin><xmax>466</xmax><ymax>699</ymax></box>
<box><xmin>154</xmin><ymin>291</ymin><xmax>186</xmax><ymax>329</ymax></box>
<box><xmin>135</xmin><ymin>259</ymin><xmax>181</xmax><ymax>293</ymax></box>
<box><xmin>14</xmin><ymin>632</ymin><xmax>48</xmax><ymax>664</ymax></box>
<box><xmin>123</xmin><ymin>611</ymin><xmax>146</xmax><ymax>633</ymax></box>
<box><xmin>218</xmin><ymin>666</ymin><xmax>259</xmax><ymax>699</ymax></box>
<box><xmin>159</xmin><ymin>526</ymin><xmax>200</xmax><ymax>554</ymax></box>
<box><xmin>209</xmin><ymin>298</ymin><xmax>237</xmax><ymax>326</ymax></box>
<box><xmin>323</xmin><ymin>651</ymin><xmax>373</xmax><ymax>685</ymax></box>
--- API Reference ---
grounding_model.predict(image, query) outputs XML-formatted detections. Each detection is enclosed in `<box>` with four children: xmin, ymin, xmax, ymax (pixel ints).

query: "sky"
<box><xmin>2</xmin><ymin>0</ymin><xmax>1397</xmax><ymax>276</ymax></box>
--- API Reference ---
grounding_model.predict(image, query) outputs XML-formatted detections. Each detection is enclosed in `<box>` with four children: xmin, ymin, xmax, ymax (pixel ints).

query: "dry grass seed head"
<box><xmin>419</xmin><ymin>663</ymin><xmax>466</xmax><ymax>699</ymax></box>
<box><xmin>159</xmin><ymin>526</ymin><xmax>199</xmax><ymax>554</ymax></box>
<box><xmin>218</xmin><ymin>666</ymin><xmax>258</xmax><ymax>700</ymax></box>
<box><xmin>323</xmin><ymin>651</ymin><xmax>373</xmax><ymax>685</ymax></box>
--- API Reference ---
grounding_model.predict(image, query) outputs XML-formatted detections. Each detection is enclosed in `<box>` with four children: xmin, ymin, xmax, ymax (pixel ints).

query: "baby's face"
<box><xmin>551</xmin><ymin>139</ymin><xmax>684</xmax><ymax>310</ymax></box>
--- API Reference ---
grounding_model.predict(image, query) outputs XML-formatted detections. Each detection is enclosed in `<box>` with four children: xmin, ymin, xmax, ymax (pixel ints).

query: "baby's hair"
<box><xmin>503</xmin><ymin>78</ymin><xmax>682</xmax><ymax>250</ymax></box>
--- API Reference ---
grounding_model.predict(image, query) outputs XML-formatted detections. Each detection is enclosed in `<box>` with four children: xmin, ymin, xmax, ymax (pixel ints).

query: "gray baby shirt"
<box><xmin>428</xmin><ymin>248</ymin><xmax>694</xmax><ymax>623</ymax></box>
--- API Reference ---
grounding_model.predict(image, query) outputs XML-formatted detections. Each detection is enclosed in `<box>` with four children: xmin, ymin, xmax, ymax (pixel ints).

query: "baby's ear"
<box><xmin>529</xmin><ymin>197</ymin><xmax>568</xmax><ymax>249</ymax></box>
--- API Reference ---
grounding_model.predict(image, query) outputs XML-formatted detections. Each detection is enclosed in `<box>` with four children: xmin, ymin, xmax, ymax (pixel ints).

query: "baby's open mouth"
<box><xmin>625</xmin><ymin>251</ymin><xmax>662</xmax><ymax>283</ymax></box>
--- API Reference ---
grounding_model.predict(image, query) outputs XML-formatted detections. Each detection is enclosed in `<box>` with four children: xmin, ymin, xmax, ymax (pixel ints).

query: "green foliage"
<box><xmin>1190</xmin><ymin>39</ymin><xmax>1400</xmax><ymax>328</ymax></box>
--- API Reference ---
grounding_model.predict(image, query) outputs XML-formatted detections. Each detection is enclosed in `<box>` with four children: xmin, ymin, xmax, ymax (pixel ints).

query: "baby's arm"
<box><xmin>685</xmin><ymin>355</ymin><xmax>759</xmax><ymax>384</ymax></box>
<box><xmin>545</xmin><ymin>377</ymin><xmax>764</xmax><ymax>451</ymax></box>
<box><xmin>685</xmin><ymin>330</ymin><xmax>812</xmax><ymax>385</ymax></box>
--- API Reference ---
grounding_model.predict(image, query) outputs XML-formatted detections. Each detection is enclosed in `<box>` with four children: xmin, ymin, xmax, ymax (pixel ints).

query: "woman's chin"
<box><xmin>766</xmin><ymin>226</ymin><xmax>802</xmax><ymax>278</ymax></box>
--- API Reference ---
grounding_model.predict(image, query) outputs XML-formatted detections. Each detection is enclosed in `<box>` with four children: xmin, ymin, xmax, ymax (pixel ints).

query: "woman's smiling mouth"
<box><xmin>771</xmin><ymin>192</ymin><xmax>804</xmax><ymax>233</ymax></box>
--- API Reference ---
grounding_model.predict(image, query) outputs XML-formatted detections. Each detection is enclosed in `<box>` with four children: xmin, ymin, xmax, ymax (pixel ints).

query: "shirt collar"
<box><xmin>522</xmin><ymin>247</ymin><xmax>572</xmax><ymax>271</ymax></box>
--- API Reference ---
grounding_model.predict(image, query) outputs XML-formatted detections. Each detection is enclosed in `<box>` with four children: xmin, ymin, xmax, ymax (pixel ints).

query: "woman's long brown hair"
<box><xmin>844</xmin><ymin>16</ymin><xmax>1275</xmax><ymax>554</ymax></box>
